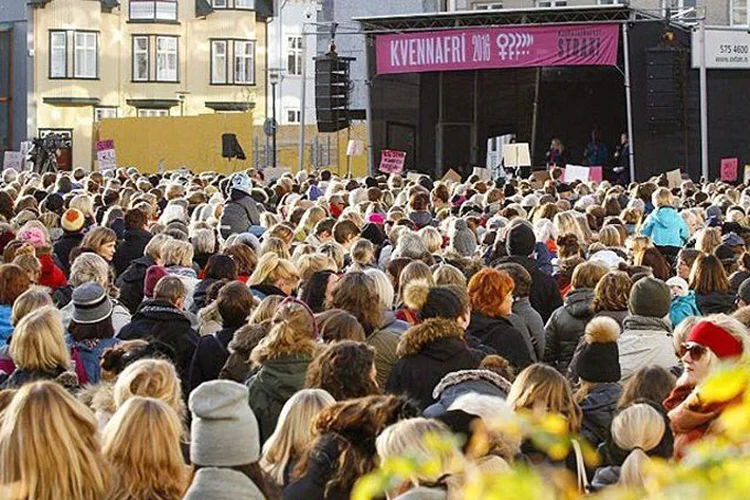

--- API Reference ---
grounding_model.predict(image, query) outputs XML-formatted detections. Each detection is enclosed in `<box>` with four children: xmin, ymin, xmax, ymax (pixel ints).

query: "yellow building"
<box><xmin>30</xmin><ymin>0</ymin><xmax>271</xmax><ymax>170</ymax></box>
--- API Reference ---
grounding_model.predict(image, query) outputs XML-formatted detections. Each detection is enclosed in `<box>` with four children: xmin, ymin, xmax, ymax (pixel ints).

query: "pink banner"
<box><xmin>376</xmin><ymin>24</ymin><xmax>619</xmax><ymax>75</ymax></box>
<box><xmin>379</xmin><ymin>150</ymin><xmax>406</xmax><ymax>174</ymax></box>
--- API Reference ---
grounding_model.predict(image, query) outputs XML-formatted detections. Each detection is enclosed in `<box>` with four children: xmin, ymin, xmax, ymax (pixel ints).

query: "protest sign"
<box><xmin>96</xmin><ymin>140</ymin><xmax>117</xmax><ymax>172</ymax></box>
<box><xmin>346</xmin><ymin>140</ymin><xmax>364</xmax><ymax>156</ymax></box>
<box><xmin>378</xmin><ymin>150</ymin><xmax>406</xmax><ymax>174</ymax></box>
<box><xmin>564</xmin><ymin>165</ymin><xmax>589</xmax><ymax>183</ymax></box>
<box><xmin>441</xmin><ymin>169</ymin><xmax>462</xmax><ymax>184</ymax></box>
<box><xmin>666</xmin><ymin>169</ymin><xmax>682</xmax><ymax>188</ymax></box>
<box><xmin>721</xmin><ymin>158</ymin><xmax>739</xmax><ymax>182</ymax></box>
<box><xmin>472</xmin><ymin>167</ymin><xmax>491</xmax><ymax>181</ymax></box>
<box><xmin>502</xmin><ymin>143</ymin><xmax>531</xmax><ymax>168</ymax></box>
<box><xmin>745</xmin><ymin>165</ymin><xmax>750</xmax><ymax>184</ymax></box>
<box><xmin>589</xmin><ymin>166</ymin><xmax>603</xmax><ymax>182</ymax></box>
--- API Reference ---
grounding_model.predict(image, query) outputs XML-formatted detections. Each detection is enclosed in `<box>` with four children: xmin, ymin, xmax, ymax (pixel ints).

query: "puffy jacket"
<box><xmin>696</xmin><ymin>291</ymin><xmax>736</xmax><ymax>315</ymax></box>
<box><xmin>190</xmin><ymin>278</ymin><xmax>219</xmax><ymax>314</ymax></box>
<box><xmin>219</xmin><ymin>192</ymin><xmax>262</xmax><ymax>239</ymax></box>
<box><xmin>113</xmin><ymin>228</ymin><xmax>152</xmax><ymax>277</ymax></box>
<box><xmin>66</xmin><ymin>336</ymin><xmax>121</xmax><ymax>385</ymax></box>
<box><xmin>580</xmin><ymin>383</ymin><xmax>622</xmax><ymax>449</ymax></box>
<box><xmin>423</xmin><ymin>369</ymin><xmax>512</xmax><ymax>418</ymax></box>
<box><xmin>116</xmin><ymin>256</ymin><xmax>156</xmax><ymax>314</ymax></box>
<box><xmin>670</xmin><ymin>293</ymin><xmax>701</xmax><ymax>328</ymax></box>
<box><xmin>543</xmin><ymin>288</ymin><xmax>595</xmax><ymax>375</ymax></box>
<box><xmin>465</xmin><ymin>312</ymin><xmax>533</xmax><ymax>371</ymax></box>
<box><xmin>493</xmin><ymin>255</ymin><xmax>562</xmax><ymax>323</ymax></box>
<box><xmin>246</xmin><ymin>354</ymin><xmax>312</xmax><ymax>444</ymax></box>
<box><xmin>618</xmin><ymin>315</ymin><xmax>678</xmax><ymax>381</ymax></box>
<box><xmin>385</xmin><ymin>318</ymin><xmax>477</xmax><ymax>410</ymax></box>
<box><xmin>640</xmin><ymin>206</ymin><xmax>689</xmax><ymax>248</ymax></box>
<box><xmin>0</xmin><ymin>305</ymin><xmax>12</xmax><ymax>346</ymax></box>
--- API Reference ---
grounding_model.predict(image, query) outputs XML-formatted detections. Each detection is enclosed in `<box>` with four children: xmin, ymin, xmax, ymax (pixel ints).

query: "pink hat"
<box><xmin>367</xmin><ymin>213</ymin><xmax>386</xmax><ymax>226</ymax></box>
<box><xmin>143</xmin><ymin>265</ymin><xmax>169</xmax><ymax>299</ymax></box>
<box><xmin>18</xmin><ymin>227</ymin><xmax>46</xmax><ymax>248</ymax></box>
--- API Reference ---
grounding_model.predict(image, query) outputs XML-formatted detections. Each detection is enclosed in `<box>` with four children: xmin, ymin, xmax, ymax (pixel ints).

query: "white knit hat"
<box><xmin>189</xmin><ymin>380</ymin><xmax>260</xmax><ymax>467</ymax></box>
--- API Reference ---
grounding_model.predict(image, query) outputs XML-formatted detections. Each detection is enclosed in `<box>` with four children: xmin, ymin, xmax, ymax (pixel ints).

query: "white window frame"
<box><xmin>286</xmin><ymin>108</ymin><xmax>301</xmax><ymax>123</ymax></box>
<box><xmin>234</xmin><ymin>40</ymin><xmax>255</xmax><ymax>85</ymax></box>
<box><xmin>138</xmin><ymin>109</ymin><xmax>169</xmax><ymax>117</ymax></box>
<box><xmin>50</xmin><ymin>31</ymin><xmax>67</xmax><ymax>79</ymax></box>
<box><xmin>212</xmin><ymin>0</ymin><xmax>228</xmax><ymax>8</ymax></box>
<box><xmin>235</xmin><ymin>0</ymin><xmax>255</xmax><ymax>9</ymax></box>
<box><xmin>732</xmin><ymin>0</ymin><xmax>750</xmax><ymax>26</ymax></box>
<box><xmin>156</xmin><ymin>36</ymin><xmax>178</xmax><ymax>82</ymax></box>
<box><xmin>129</xmin><ymin>0</ymin><xmax>178</xmax><ymax>22</ymax></box>
<box><xmin>94</xmin><ymin>107</ymin><xmax>118</xmax><ymax>122</ymax></box>
<box><xmin>211</xmin><ymin>40</ymin><xmax>228</xmax><ymax>84</ymax></box>
<box><xmin>133</xmin><ymin>36</ymin><xmax>150</xmax><ymax>82</ymax></box>
<box><xmin>537</xmin><ymin>0</ymin><xmax>567</xmax><ymax>7</ymax></box>
<box><xmin>287</xmin><ymin>36</ymin><xmax>302</xmax><ymax>76</ymax></box>
<box><xmin>472</xmin><ymin>2</ymin><xmax>503</xmax><ymax>9</ymax></box>
<box><xmin>73</xmin><ymin>32</ymin><xmax>97</xmax><ymax>79</ymax></box>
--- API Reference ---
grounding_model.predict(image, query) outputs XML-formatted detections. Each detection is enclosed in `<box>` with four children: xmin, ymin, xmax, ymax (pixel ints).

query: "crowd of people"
<box><xmin>0</xmin><ymin>164</ymin><xmax>747</xmax><ymax>499</ymax></box>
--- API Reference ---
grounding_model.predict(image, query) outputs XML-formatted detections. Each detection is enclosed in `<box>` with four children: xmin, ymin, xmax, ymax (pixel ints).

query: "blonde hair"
<box><xmin>10</xmin><ymin>306</ymin><xmax>70</xmax><ymax>372</ymax></box>
<box><xmin>296</xmin><ymin>254</ymin><xmax>337</xmax><ymax>282</ymax></box>
<box><xmin>248</xmin><ymin>253</ymin><xmax>300</xmax><ymax>287</ymax></box>
<box><xmin>250</xmin><ymin>302</ymin><xmax>317</xmax><ymax>365</ymax></box>
<box><xmin>611</xmin><ymin>403</ymin><xmax>665</xmax><ymax>487</ymax></box>
<box><xmin>507</xmin><ymin>363</ymin><xmax>582</xmax><ymax>433</ymax></box>
<box><xmin>11</xmin><ymin>286</ymin><xmax>52</xmax><ymax>326</ymax></box>
<box><xmin>297</xmin><ymin>206</ymin><xmax>327</xmax><ymax>235</ymax></box>
<box><xmin>12</xmin><ymin>254</ymin><xmax>41</xmax><ymax>283</ymax></box>
<box><xmin>250</xmin><ymin>295</ymin><xmax>285</xmax><ymax>324</ymax></box>
<box><xmin>103</xmin><ymin>397</ymin><xmax>188</xmax><ymax>500</ymax></box>
<box><xmin>0</xmin><ymin>381</ymin><xmax>111</xmax><ymax>499</ymax></box>
<box><xmin>376</xmin><ymin>418</ymin><xmax>461</xmax><ymax>485</ymax></box>
<box><xmin>398</xmin><ymin>261</ymin><xmax>435</xmax><ymax>303</ymax></box>
<box><xmin>261</xmin><ymin>389</ymin><xmax>336</xmax><ymax>485</ymax></box>
<box><xmin>70</xmin><ymin>252</ymin><xmax>110</xmax><ymax>289</ymax></box>
<box><xmin>351</xmin><ymin>239</ymin><xmax>375</xmax><ymax>267</ymax></box>
<box><xmin>319</xmin><ymin>243</ymin><xmax>345</xmax><ymax>271</ymax></box>
<box><xmin>113</xmin><ymin>359</ymin><xmax>185</xmax><ymax>419</ymax></box>
<box><xmin>70</xmin><ymin>194</ymin><xmax>94</xmax><ymax>218</ymax></box>
<box><xmin>554</xmin><ymin>211</ymin><xmax>586</xmax><ymax>244</ymax></box>
<box><xmin>599</xmin><ymin>225</ymin><xmax>622</xmax><ymax>247</ymax></box>
<box><xmin>144</xmin><ymin>233</ymin><xmax>173</xmax><ymax>261</ymax></box>
<box><xmin>260</xmin><ymin>236</ymin><xmax>291</xmax><ymax>260</ymax></box>
<box><xmin>652</xmin><ymin>187</ymin><xmax>674</xmax><ymax>208</ymax></box>
<box><xmin>695</xmin><ymin>227</ymin><xmax>722</xmax><ymax>255</ymax></box>
<box><xmin>162</xmin><ymin>239</ymin><xmax>194</xmax><ymax>268</ymax></box>
<box><xmin>81</xmin><ymin>226</ymin><xmax>117</xmax><ymax>255</ymax></box>
<box><xmin>419</xmin><ymin>226</ymin><xmax>443</xmax><ymax>254</ymax></box>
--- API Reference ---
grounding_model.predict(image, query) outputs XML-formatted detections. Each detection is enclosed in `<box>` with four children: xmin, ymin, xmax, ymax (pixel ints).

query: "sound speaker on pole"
<box><xmin>315</xmin><ymin>53</ymin><xmax>355</xmax><ymax>133</ymax></box>
<box><xmin>222</xmin><ymin>133</ymin><xmax>246</xmax><ymax>160</ymax></box>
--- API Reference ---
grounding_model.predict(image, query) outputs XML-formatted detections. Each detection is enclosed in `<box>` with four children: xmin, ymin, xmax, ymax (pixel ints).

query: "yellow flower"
<box><xmin>700</xmin><ymin>366</ymin><xmax>748</xmax><ymax>404</ymax></box>
<box><xmin>539</xmin><ymin>413</ymin><xmax>569</xmax><ymax>436</ymax></box>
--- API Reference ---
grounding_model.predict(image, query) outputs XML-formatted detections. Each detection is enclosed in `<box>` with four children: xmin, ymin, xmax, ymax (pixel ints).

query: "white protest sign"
<box><xmin>502</xmin><ymin>143</ymin><xmax>532</xmax><ymax>167</ymax></box>
<box><xmin>96</xmin><ymin>139</ymin><xmax>117</xmax><ymax>172</ymax></box>
<box><xmin>472</xmin><ymin>167</ymin><xmax>491</xmax><ymax>181</ymax></box>
<box><xmin>564</xmin><ymin>165</ymin><xmax>590</xmax><ymax>183</ymax></box>
<box><xmin>3</xmin><ymin>151</ymin><xmax>23</xmax><ymax>171</ymax></box>
<box><xmin>666</xmin><ymin>169</ymin><xmax>682</xmax><ymax>189</ymax></box>
<box><xmin>346</xmin><ymin>140</ymin><xmax>364</xmax><ymax>156</ymax></box>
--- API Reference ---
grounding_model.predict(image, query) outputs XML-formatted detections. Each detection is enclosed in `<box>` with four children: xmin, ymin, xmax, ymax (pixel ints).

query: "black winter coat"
<box><xmin>118</xmin><ymin>299</ymin><xmax>199</xmax><ymax>393</ymax></box>
<box><xmin>283</xmin><ymin>434</ymin><xmax>350</xmax><ymax>500</ymax></box>
<box><xmin>543</xmin><ymin>288</ymin><xmax>595</xmax><ymax>375</ymax></box>
<box><xmin>385</xmin><ymin>318</ymin><xmax>477</xmax><ymax>410</ymax></box>
<box><xmin>188</xmin><ymin>326</ymin><xmax>238</xmax><ymax>393</ymax></box>
<box><xmin>465</xmin><ymin>312</ymin><xmax>534</xmax><ymax>370</ymax></box>
<box><xmin>580</xmin><ymin>383</ymin><xmax>622</xmax><ymax>449</ymax></box>
<box><xmin>493</xmin><ymin>255</ymin><xmax>563</xmax><ymax>323</ymax></box>
<box><xmin>0</xmin><ymin>365</ymin><xmax>79</xmax><ymax>391</ymax></box>
<box><xmin>53</xmin><ymin>232</ymin><xmax>84</xmax><ymax>276</ymax></box>
<box><xmin>696</xmin><ymin>291</ymin><xmax>736</xmax><ymax>315</ymax></box>
<box><xmin>190</xmin><ymin>278</ymin><xmax>218</xmax><ymax>314</ymax></box>
<box><xmin>116</xmin><ymin>256</ymin><xmax>156</xmax><ymax>314</ymax></box>
<box><xmin>113</xmin><ymin>228</ymin><xmax>152</xmax><ymax>277</ymax></box>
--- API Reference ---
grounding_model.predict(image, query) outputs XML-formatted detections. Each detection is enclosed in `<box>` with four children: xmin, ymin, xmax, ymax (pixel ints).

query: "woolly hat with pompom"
<box><xmin>403</xmin><ymin>281</ymin><xmax>466</xmax><ymax>321</ymax></box>
<box><xmin>571</xmin><ymin>316</ymin><xmax>621</xmax><ymax>383</ymax></box>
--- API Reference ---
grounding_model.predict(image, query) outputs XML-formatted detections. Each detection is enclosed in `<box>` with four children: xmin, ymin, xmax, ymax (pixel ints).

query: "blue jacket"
<box><xmin>65</xmin><ymin>336</ymin><xmax>121</xmax><ymax>384</ymax></box>
<box><xmin>640</xmin><ymin>206</ymin><xmax>689</xmax><ymax>247</ymax></box>
<box><xmin>670</xmin><ymin>293</ymin><xmax>701</xmax><ymax>328</ymax></box>
<box><xmin>0</xmin><ymin>305</ymin><xmax>12</xmax><ymax>346</ymax></box>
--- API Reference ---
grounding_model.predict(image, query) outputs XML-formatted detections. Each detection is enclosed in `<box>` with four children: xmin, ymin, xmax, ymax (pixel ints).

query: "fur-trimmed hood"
<box><xmin>431</xmin><ymin>369</ymin><xmax>512</xmax><ymax>400</ymax></box>
<box><xmin>396</xmin><ymin>318</ymin><xmax>464</xmax><ymax>357</ymax></box>
<box><xmin>77</xmin><ymin>382</ymin><xmax>116</xmax><ymax>428</ymax></box>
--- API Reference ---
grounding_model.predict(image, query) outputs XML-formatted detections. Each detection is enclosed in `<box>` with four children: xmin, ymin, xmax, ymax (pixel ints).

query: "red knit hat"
<box><xmin>143</xmin><ymin>265</ymin><xmax>169</xmax><ymax>299</ymax></box>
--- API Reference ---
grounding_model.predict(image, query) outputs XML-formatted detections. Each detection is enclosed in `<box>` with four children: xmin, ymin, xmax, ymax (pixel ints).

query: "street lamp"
<box><xmin>269</xmin><ymin>69</ymin><xmax>279</xmax><ymax>169</ymax></box>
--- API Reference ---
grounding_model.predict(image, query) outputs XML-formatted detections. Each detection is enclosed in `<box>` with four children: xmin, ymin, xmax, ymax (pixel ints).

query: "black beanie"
<box><xmin>505</xmin><ymin>223</ymin><xmax>536</xmax><ymax>257</ymax></box>
<box><xmin>573</xmin><ymin>317</ymin><xmax>621</xmax><ymax>383</ymax></box>
<box><xmin>360</xmin><ymin>222</ymin><xmax>385</xmax><ymax>247</ymax></box>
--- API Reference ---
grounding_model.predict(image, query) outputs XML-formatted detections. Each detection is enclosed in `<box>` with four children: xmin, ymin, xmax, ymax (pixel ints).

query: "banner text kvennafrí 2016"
<box><xmin>375</xmin><ymin>24</ymin><xmax>619</xmax><ymax>75</ymax></box>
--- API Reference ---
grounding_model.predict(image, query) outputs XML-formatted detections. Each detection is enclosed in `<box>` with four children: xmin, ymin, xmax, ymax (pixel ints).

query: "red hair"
<box><xmin>468</xmin><ymin>269</ymin><xmax>514</xmax><ymax>318</ymax></box>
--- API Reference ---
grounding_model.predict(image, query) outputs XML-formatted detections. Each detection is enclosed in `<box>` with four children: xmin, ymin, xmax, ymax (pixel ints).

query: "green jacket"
<box><xmin>245</xmin><ymin>354</ymin><xmax>312</xmax><ymax>444</ymax></box>
<box><xmin>367</xmin><ymin>328</ymin><xmax>400</xmax><ymax>389</ymax></box>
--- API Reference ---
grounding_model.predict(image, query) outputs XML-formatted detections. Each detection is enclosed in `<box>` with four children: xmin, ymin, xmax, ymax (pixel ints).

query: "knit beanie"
<box><xmin>189</xmin><ymin>380</ymin><xmax>261</xmax><ymax>467</ymax></box>
<box><xmin>143</xmin><ymin>265</ymin><xmax>169</xmax><ymax>299</ymax></box>
<box><xmin>450</xmin><ymin>219</ymin><xmax>477</xmax><ymax>257</ymax></box>
<box><xmin>572</xmin><ymin>316</ymin><xmax>621</xmax><ymax>383</ymax></box>
<box><xmin>629</xmin><ymin>276</ymin><xmax>671</xmax><ymax>318</ymax></box>
<box><xmin>739</xmin><ymin>277</ymin><xmax>750</xmax><ymax>304</ymax></box>
<box><xmin>360</xmin><ymin>222</ymin><xmax>385</xmax><ymax>247</ymax></box>
<box><xmin>505</xmin><ymin>222</ymin><xmax>536</xmax><ymax>258</ymax></box>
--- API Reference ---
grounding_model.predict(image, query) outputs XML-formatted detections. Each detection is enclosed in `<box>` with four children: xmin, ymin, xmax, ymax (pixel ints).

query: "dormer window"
<box><xmin>212</xmin><ymin>0</ymin><xmax>255</xmax><ymax>10</ymax></box>
<box><xmin>129</xmin><ymin>0</ymin><xmax>178</xmax><ymax>22</ymax></box>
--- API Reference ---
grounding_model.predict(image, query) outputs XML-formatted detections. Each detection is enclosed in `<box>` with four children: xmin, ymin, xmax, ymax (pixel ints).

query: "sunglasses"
<box><xmin>679</xmin><ymin>342</ymin><xmax>707</xmax><ymax>361</ymax></box>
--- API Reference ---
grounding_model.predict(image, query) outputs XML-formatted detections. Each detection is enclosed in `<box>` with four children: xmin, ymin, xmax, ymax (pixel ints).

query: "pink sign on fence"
<box><xmin>376</xmin><ymin>24</ymin><xmax>619</xmax><ymax>75</ymax></box>
<box><xmin>379</xmin><ymin>150</ymin><xmax>406</xmax><ymax>174</ymax></box>
<box><xmin>721</xmin><ymin>158</ymin><xmax>739</xmax><ymax>182</ymax></box>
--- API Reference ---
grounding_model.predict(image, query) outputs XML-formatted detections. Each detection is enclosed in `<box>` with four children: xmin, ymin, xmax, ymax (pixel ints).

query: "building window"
<box><xmin>236</xmin><ymin>0</ymin><xmax>254</xmax><ymax>8</ymax></box>
<box><xmin>94</xmin><ymin>107</ymin><xmax>118</xmax><ymax>121</ymax></box>
<box><xmin>212</xmin><ymin>0</ymin><xmax>254</xmax><ymax>8</ymax></box>
<box><xmin>138</xmin><ymin>109</ymin><xmax>169</xmax><ymax>117</ymax></box>
<box><xmin>472</xmin><ymin>2</ymin><xmax>503</xmax><ymax>9</ymax></box>
<box><xmin>50</xmin><ymin>31</ymin><xmax>67</xmax><ymax>79</ymax></box>
<box><xmin>156</xmin><ymin>36</ymin><xmax>178</xmax><ymax>82</ymax></box>
<box><xmin>287</xmin><ymin>36</ymin><xmax>302</xmax><ymax>76</ymax></box>
<box><xmin>211</xmin><ymin>41</ymin><xmax>227</xmax><ymax>84</ymax></box>
<box><xmin>598</xmin><ymin>0</ymin><xmax>617</xmax><ymax>4</ymax></box>
<box><xmin>234</xmin><ymin>40</ymin><xmax>255</xmax><ymax>84</ymax></box>
<box><xmin>129</xmin><ymin>0</ymin><xmax>178</xmax><ymax>22</ymax></box>
<box><xmin>74</xmin><ymin>32</ymin><xmax>98</xmax><ymax>79</ymax></box>
<box><xmin>133</xmin><ymin>36</ymin><xmax>150</xmax><ymax>81</ymax></box>
<box><xmin>287</xmin><ymin>109</ymin><xmax>301</xmax><ymax>123</ymax></box>
<box><xmin>212</xmin><ymin>0</ymin><xmax>227</xmax><ymax>7</ymax></box>
<box><xmin>537</xmin><ymin>0</ymin><xmax>567</xmax><ymax>6</ymax></box>
<box><xmin>732</xmin><ymin>0</ymin><xmax>749</xmax><ymax>26</ymax></box>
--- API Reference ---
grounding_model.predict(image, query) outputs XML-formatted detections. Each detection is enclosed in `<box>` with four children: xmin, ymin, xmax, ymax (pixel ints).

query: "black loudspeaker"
<box><xmin>315</xmin><ymin>54</ymin><xmax>354</xmax><ymax>133</ymax></box>
<box><xmin>645</xmin><ymin>46</ymin><xmax>688</xmax><ymax>133</ymax></box>
<box><xmin>222</xmin><ymin>133</ymin><xmax>246</xmax><ymax>160</ymax></box>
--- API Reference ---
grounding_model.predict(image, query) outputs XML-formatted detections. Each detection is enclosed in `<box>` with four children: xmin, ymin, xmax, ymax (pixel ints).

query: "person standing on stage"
<box><xmin>612</xmin><ymin>133</ymin><xmax>630</xmax><ymax>185</ymax></box>
<box><xmin>546</xmin><ymin>138</ymin><xmax>567</xmax><ymax>170</ymax></box>
<box><xmin>583</xmin><ymin>129</ymin><xmax>609</xmax><ymax>167</ymax></box>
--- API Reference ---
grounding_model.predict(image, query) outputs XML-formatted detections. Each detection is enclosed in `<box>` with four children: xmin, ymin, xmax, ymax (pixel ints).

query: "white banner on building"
<box><xmin>692</xmin><ymin>29</ymin><xmax>750</xmax><ymax>70</ymax></box>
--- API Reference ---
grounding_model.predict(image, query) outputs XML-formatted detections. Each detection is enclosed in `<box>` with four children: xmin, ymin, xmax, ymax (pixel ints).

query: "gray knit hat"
<box><xmin>72</xmin><ymin>282</ymin><xmax>113</xmax><ymax>324</ymax></box>
<box><xmin>189</xmin><ymin>380</ymin><xmax>260</xmax><ymax>467</ymax></box>
<box><xmin>450</xmin><ymin>219</ymin><xmax>477</xmax><ymax>257</ymax></box>
<box><xmin>629</xmin><ymin>276</ymin><xmax>671</xmax><ymax>318</ymax></box>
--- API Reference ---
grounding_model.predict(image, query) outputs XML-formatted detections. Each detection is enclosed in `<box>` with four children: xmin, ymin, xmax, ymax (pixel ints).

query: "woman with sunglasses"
<box><xmin>663</xmin><ymin>314</ymin><xmax>749</xmax><ymax>461</ymax></box>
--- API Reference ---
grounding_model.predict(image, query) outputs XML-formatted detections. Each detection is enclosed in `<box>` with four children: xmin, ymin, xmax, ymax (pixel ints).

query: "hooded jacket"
<box><xmin>113</xmin><ymin>228</ymin><xmax>152</xmax><ymax>277</ymax></box>
<box><xmin>465</xmin><ymin>312</ymin><xmax>533</xmax><ymax>371</ymax></box>
<box><xmin>117</xmin><ymin>299</ymin><xmax>200</xmax><ymax>390</ymax></box>
<box><xmin>640</xmin><ymin>206</ymin><xmax>689</xmax><ymax>248</ymax></box>
<box><xmin>116</xmin><ymin>255</ymin><xmax>156</xmax><ymax>314</ymax></box>
<box><xmin>385</xmin><ymin>319</ymin><xmax>477</xmax><ymax>410</ymax></box>
<box><xmin>618</xmin><ymin>315</ymin><xmax>678</xmax><ymax>381</ymax></box>
<box><xmin>579</xmin><ymin>383</ymin><xmax>622</xmax><ymax>448</ymax></box>
<box><xmin>246</xmin><ymin>354</ymin><xmax>312</xmax><ymax>444</ymax></box>
<box><xmin>185</xmin><ymin>468</ymin><xmax>265</xmax><ymax>500</ymax></box>
<box><xmin>696</xmin><ymin>290</ymin><xmax>736</xmax><ymax>315</ymax></box>
<box><xmin>219</xmin><ymin>191</ymin><xmax>262</xmax><ymax>239</ymax></box>
<box><xmin>543</xmin><ymin>288</ymin><xmax>595</xmax><ymax>374</ymax></box>
<box><xmin>512</xmin><ymin>297</ymin><xmax>546</xmax><ymax>360</ymax></box>
<box><xmin>670</xmin><ymin>293</ymin><xmax>701</xmax><ymax>328</ymax></box>
<box><xmin>423</xmin><ymin>369</ymin><xmax>512</xmax><ymax>418</ymax></box>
